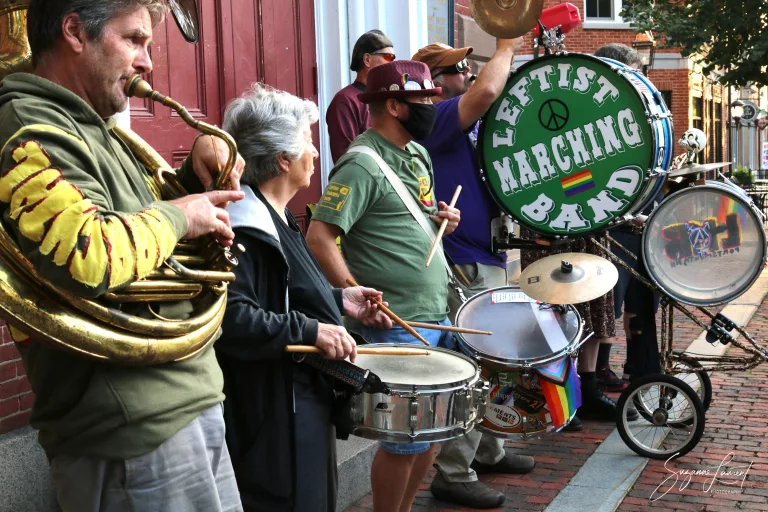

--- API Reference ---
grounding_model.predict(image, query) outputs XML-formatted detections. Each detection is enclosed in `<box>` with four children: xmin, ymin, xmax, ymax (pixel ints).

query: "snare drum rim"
<box><xmin>354</xmin><ymin>344</ymin><xmax>481</xmax><ymax>392</ymax></box>
<box><xmin>641</xmin><ymin>183</ymin><xmax>767</xmax><ymax>306</ymax></box>
<box><xmin>454</xmin><ymin>286</ymin><xmax>584</xmax><ymax>368</ymax></box>
<box><xmin>477</xmin><ymin>53</ymin><xmax>660</xmax><ymax>239</ymax></box>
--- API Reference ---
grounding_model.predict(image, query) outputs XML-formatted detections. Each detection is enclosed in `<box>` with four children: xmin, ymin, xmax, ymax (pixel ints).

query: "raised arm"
<box><xmin>457</xmin><ymin>38</ymin><xmax>523</xmax><ymax>131</ymax></box>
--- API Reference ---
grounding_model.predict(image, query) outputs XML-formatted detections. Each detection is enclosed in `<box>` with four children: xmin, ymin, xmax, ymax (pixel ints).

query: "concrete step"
<box><xmin>335</xmin><ymin>436</ymin><xmax>377</xmax><ymax>511</ymax></box>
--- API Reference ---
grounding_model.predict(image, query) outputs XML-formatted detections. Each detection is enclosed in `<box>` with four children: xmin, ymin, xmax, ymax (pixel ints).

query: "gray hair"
<box><xmin>28</xmin><ymin>0</ymin><xmax>167</xmax><ymax>66</ymax></box>
<box><xmin>223</xmin><ymin>83</ymin><xmax>319</xmax><ymax>188</ymax></box>
<box><xmin>594</xmin><ymin>44</ymin><xmax>643</xmax><ymax>68</ymax></box>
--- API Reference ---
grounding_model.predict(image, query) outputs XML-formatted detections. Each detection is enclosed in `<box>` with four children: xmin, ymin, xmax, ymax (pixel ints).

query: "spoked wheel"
<box><xmin>668</xmin><ymin>358</ymin><xmax>712</xmax><ymax>412</ymax></box>
<box><xmin>617</xmin><ymin>374</ymin><xmax>705</xmax><ymax>460</ymax></box>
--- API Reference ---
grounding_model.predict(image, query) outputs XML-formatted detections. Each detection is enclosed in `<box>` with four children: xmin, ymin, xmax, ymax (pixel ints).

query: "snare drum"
<box><xmin>479</xmin><ymin>53</ymin><xmax>673</xmax><ymax>238</ymax></box>
<box><xmin>349</xmin><ymin>345</ymin><xmax>488</xmax><ymax>443</ymax></box>
<box><xmin>455</xmin><ymin>286</ymin><xmax>583</xmax><ymax>439</ymax></box>
<box><xmin>643</xmin><ymin>180</ymin><xmax>767</xmax><ymax>305</ymax></box>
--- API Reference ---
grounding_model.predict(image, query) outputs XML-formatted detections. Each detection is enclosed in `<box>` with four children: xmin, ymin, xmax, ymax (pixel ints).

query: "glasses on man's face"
<box><xmin>432</xmin><ymin>58</ymin><xmax>470</xmax><ymax>78</ymax></box>
<box><xmin>370</xmin><ymin>51</ymin><xmax>396</xmax><ymax>62</ymax></box>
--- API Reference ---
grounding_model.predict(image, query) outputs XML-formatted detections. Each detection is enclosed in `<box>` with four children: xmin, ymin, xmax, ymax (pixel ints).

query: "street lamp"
<box><xmin>632</xmin><ymin>31</ymin><xmax>657</xmax><ymax>76</ymax></box>
<box><xmin>731</xmin><ymin>99</ymin><xmax>745</xmax><ymax>168</ymax></box>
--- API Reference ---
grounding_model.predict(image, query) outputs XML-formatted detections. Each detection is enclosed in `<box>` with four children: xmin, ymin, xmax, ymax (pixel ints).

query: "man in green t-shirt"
<box><xmin>307</xmin><ymin>60</ymin><xmax>460</xmax><ymax>512</ymax></box>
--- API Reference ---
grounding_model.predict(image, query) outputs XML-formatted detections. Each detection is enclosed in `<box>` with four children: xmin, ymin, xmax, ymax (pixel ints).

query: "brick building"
<box><xmin>453</xmin><ymin>0</ymin><xmax>732</xmax><ymax>164</ymax></box>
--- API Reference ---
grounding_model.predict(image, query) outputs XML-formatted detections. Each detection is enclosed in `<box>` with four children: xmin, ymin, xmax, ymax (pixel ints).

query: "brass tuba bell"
<box><xmin>0</xmin><ymin>0</ymin><xmax>237</xmax><ymax>365</ymax></box>
<box><xmin>469</xmin><ymin>0</ymin><xmax>545</xmax><ymax>39</ymax></box>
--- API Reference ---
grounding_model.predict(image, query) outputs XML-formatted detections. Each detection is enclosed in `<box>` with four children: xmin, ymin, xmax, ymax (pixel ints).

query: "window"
<box><xmin>692</xmin><ymin>97</ymin><xmax>704</xmax><ymax>132</ymax></box>
<box><xmin>714</xmin><ymin>101</ymin><xmax>723</xmax><ymax>163</ymax></box>
<box><xmin>586</xmin><ymin>0</ymin><xmax>613</xmax><ymax>18</ymax></box>
<box><xmin>660</xmin><ymin>91</ymin><xmax>672</xmax><ymax>110</ymax></box>
<box><xmin>584</xmin><ymin>0</ymin><xmax>628</xmax><ymax>27</ymax></box>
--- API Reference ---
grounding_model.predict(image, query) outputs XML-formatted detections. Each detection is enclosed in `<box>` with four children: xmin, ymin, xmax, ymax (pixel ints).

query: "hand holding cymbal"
<box><xmin>519</xmin><ymin>252</ymin><xmax>618</xmax><ymax>305</ymax></box>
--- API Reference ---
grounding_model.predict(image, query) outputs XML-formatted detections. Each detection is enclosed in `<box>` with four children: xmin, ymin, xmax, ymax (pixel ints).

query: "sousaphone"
<box><xmin>0</xmin><ymin>0</ymin><xmax>240</xmax><ymax>365</ymax></box>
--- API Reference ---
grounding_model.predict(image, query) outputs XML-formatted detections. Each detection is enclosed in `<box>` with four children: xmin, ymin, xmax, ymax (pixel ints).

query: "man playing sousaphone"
<box><xmin>0</xmin><ymin>0</ymin><xmax>245</xmax><ymax>509</ymax></box>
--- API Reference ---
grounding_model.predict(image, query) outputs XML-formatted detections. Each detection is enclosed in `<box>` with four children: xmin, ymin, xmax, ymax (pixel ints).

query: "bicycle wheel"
<box><xmin>617</xmin><ymin>374</ymin><xmax>705</xmax><ymax>460</ymax></box>
<box><xmin>669</xmin><ymin>358</ymin><xmax>712</xmax><ymax>412</ymax></box>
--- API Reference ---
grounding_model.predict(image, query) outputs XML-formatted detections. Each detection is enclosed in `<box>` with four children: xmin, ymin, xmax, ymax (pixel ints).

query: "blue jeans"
<box><xmin>352</xmin><ymin>317</ymin><xmax>453</xmax><ymax>455</ymax></box>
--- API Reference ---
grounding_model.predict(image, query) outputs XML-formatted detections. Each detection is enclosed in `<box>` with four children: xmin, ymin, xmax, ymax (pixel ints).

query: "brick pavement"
<box><xmin>345</xmin><ymin>303</ymin><xmax>762</xmax><ymax>512</ymax></box>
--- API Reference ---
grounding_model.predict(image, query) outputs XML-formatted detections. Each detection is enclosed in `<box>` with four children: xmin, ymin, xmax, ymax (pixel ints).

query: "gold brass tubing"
<box><xmin>171</xmin><ymin>254</ymin><xmax>208</xmax><ymax>267</ymax></box>
<box><xmin>125</xmin><ymin>75</ymin><xmax>237</xmax><ymax>191</ymax></box>
<box><xmin>166</xmin><ymin>257</ymin><xmax>236</xmax><ymax>282</ymax></box>
<box><xmin>149</xmin><ymin>268</ymin><xmax>183</xmax><ymax>279</ymax></box>
<box><xmin>123</xmin><ymin>281</ymin><xmax>203</xmax><ymax>293</ymax></box>
<box><xmin>0</xmin><ymin>216</ymin><xmax>228</xmax><ymax>337</ymax></box>
<box><xmin>104</xmin><ymin>290</ymin><xmax>203</xmax><ymax>303</ymax></box>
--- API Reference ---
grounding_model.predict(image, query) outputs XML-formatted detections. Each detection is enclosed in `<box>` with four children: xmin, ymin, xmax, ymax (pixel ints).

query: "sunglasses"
<box><xmin>370</xmin><ymin>51</ymin><xmax>396</xmax><ymax>62</ymax></box>
<box><xmin>432</xmin><ymin>58</ymin><xmax>470</xmax><ymax>78</ymax></box>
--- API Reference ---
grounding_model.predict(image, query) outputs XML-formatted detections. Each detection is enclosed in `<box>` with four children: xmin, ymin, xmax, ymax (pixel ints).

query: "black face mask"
<box><xmin>397</xmin><ymin>101</ymin><xmax>437</xmax><ymax>141</ymax></box>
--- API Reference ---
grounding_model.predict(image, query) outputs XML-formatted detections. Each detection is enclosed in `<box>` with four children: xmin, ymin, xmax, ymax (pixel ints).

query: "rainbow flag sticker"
<box><xmin>561</xmin><ymin>170</ymin><xmax>595</xmax><ymax>197</ymax></box>
<box><xmin>537</xmin><ymin>358</ymin><xmax>582</xmax><ymax>429</ymax></box>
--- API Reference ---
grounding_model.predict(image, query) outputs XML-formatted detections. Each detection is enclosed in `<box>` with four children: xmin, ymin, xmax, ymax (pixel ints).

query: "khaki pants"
<box><xmin>437</xmin><ymin>262</ymin><xmax>507</xmax><ymax>483</ymax></box>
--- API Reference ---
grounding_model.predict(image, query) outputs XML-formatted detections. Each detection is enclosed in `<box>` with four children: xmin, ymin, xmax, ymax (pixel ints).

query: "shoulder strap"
<box><xmin>346</xmin><ymin>146</ymin><xmax>452</xmax><ymax>278</ymax></box>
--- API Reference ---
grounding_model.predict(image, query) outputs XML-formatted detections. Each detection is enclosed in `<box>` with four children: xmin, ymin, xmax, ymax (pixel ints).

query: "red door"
<box><xmin>133</xmin><ymin>0</ymin><xmax>320</xmax><ymax>230</ymax></box>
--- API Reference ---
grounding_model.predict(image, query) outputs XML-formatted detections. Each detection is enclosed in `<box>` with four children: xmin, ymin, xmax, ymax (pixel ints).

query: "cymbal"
<box><xmin>669</xmin><ymin>162</ymin><xmax>731</xmax><ymax>178</ymax></box>
<box><xmin>519</xmin><ymin>253</ymin><xmax>618</xmax><ymax>305</ymax></box>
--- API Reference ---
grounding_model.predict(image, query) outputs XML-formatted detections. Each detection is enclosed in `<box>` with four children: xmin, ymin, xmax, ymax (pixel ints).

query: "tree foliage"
<box><xmin>621</xmin><ymin>0</ymin><xmax>768</xmax><ymax>86</ymax></box>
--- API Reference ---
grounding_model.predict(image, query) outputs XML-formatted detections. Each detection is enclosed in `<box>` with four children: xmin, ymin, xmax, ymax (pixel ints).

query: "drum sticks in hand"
<box><xmin>345</xmin><ymin>277</ymin><xmax>430</xmax><ymax>346</ymax></box>
<box><xmin>426</xmin><ymin>185</ymin><xmax>462</xmax><ymax>267</ymax></box>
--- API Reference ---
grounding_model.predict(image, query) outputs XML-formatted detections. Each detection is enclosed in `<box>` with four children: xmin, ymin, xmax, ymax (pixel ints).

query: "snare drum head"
<box><xmin>354</xmin><ymin>345</ymin><xmax>477</xmax><ymax>388</ymax></box>
<box><xmin>643</xmin><ymin>184</ymin><xmax>767</xmax><ymax>305</ymax></box>
<box><xmin>455</xmin><ymin>286</ymin><xmax>582</xmax><ymax>364</ymax></box>
<box><xmin>480</xmin><ymin>53</ymin><xmax>657</xmax><ymax>237</ymax></box>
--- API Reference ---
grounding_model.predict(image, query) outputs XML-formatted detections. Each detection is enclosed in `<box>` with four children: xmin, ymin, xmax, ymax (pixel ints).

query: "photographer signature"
<box><xmin>650</xmin><ymin>452</ymin><xmax>753</xmax><ymax>503</ymax></box>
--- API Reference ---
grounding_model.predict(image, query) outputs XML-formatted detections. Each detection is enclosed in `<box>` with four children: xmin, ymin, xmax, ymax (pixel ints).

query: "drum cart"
<box><xmin>590</xmin><ymin>234</ymin><xmax>768</xmax><ymax>460</ymax></box>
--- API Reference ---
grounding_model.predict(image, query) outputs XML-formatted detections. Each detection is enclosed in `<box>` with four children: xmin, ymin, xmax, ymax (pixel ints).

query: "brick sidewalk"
<box><xmin>620</xmin><ymin>301</ymin><xmax>768</xmax><ymax>512</ymax></box>
<box><xmin>345</xmin><ymin>303</ymin><xmax>757</xmax><ymax>512</ymax></box>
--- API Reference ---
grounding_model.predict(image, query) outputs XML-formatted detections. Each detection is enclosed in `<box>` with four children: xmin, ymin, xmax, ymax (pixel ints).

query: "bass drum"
<box><xmin>479</xmin><ymin>53</ymin><xmax>673</xmax><ymax>238</ymax></box>
<box><xmin>643</xmin><ymin>180</ymin><xmax>767</xmax><ymax>305</ymax></box>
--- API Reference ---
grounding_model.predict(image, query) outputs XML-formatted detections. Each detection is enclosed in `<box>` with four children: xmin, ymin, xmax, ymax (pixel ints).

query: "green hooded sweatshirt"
<box><xmin>0</xmin><ymin>73</ymin><xmax>224</xmax><ymax>459</ymax></box>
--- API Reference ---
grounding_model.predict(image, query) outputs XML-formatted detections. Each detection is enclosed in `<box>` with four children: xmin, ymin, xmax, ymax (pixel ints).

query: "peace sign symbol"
<box><xmin>538</xmin><ymin>99</ymin><xmax>570</xmax><ymax>132</ymax></box>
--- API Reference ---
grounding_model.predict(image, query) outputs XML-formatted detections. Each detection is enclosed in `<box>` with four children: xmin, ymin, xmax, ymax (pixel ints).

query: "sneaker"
<box><xmin>470</xmin><ymin>450</ymin><xmax>535</xmax><ymax>475</ymax></box>
<box><xmin>597</xmin><ymin>365</ymin><xmax>629</xmax><ymax>392</ymax></box>
<box><xmin>430</xmin><ymin>470</ymin><xmax>505</xmax><ymax>509</ymax></box>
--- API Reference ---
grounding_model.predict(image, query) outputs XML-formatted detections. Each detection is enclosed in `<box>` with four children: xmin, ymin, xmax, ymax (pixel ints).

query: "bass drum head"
<box><xmin>455</xmin><ymin>286</ymin><xmax>582</xmax><ymax>366</ymax></box>
<box><xmin>354</xmin><ymin>344</ymin><xmax>478</xmax><ymax>389</ymax></box>
<box><xmin>643</xmin><ymin>183</ymin><xmax>767</xmax><ymax>306</ymax></box>
<box><xmin>479</xmin><ymin>53</ymin><xmax>656</xmax><ymax>238</ymax></box>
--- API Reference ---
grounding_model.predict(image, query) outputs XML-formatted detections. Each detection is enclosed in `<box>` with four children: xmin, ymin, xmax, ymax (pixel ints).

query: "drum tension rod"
<box><xmin>705</xmin><ymin>313</ymin><xmax>737</xmax><ymax>345</ymax></box>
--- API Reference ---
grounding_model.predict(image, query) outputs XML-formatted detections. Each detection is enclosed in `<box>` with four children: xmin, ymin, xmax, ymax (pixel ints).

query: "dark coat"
<box><xmin>216</xmin><ymin>187</ymin><xmax>320</xmax><ymax>512</ymax></box>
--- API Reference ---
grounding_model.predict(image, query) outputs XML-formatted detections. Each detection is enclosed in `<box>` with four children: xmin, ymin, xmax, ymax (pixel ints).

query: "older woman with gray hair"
<box><xmin>216</xmin><ymin>84</ymin><xmax>391</xmax><ymax>512</ymax></box>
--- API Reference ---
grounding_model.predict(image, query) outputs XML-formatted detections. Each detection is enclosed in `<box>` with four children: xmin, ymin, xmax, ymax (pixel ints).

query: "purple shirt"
<box><xmin>417</xmin><ymin>96</ymin><xmax>506</xmax><ymax>268</ymax></box>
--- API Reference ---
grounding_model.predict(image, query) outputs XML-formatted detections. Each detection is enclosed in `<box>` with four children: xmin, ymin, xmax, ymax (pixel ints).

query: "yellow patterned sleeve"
<box><xmin>0</xmin><ymin>126</ymin><xmax>179</xmax><ymax>295</ymax></box>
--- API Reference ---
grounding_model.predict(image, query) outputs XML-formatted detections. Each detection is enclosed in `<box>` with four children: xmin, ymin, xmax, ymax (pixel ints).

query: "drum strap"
<box><xmin>346</xmin><ymin>146</ymin><xmax>454</xmax><ymax>281</ymax></box>
<box><xmin>301</xmin><ymin>354</ymin><xmax>389</xmax><ymax>394</ymax></box>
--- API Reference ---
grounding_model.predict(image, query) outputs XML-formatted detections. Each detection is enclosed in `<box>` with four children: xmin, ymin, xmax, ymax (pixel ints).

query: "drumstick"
<box><xmin>426</xmin><ymin>185</ymin><xmax>462</xmax><ymax>267</ymax></box>
<box><xmin>285</xmin><ymin>346</ymin><xmax>430</xmax><ymax>356</ymax></box>
<box><xmin>405</xmin><ymin>322</ymin><xmax>492</xmax><ymax>336</ymax></box>
<box><xmin>345</xmin><ymin>277</ymin><xmax>430</xmax><ymax>346</ymax></box>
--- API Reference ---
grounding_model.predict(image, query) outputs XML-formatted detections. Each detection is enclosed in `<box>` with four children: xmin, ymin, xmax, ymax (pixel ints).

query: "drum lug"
<box><xmin>647</xmin><ymin>112</ymin><xmax>672</xmax><ymax>121</ymax></box>
<box><xmin>408</xmin><ymin>398</ymin><xmax>419</xmax><ymax>430</ymax></box>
